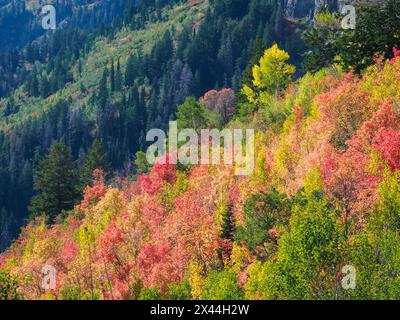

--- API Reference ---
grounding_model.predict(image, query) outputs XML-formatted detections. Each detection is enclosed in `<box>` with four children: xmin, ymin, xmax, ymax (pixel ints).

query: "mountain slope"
<box><xmin>0</xmin><ymin>0</ymin><xmax>292</xmax><ymax>251</ymax></box>
<box><xmin>2</xmin><ymin>51</ymin><xmax>400</xmax><ymax>300</ymax></box>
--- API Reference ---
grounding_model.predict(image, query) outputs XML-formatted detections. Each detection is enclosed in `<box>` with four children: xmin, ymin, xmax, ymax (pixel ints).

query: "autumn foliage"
<box><xmin>2</xmin><ymin>51</ymin><xmax>400</xmax><ymax>300</ymax></box>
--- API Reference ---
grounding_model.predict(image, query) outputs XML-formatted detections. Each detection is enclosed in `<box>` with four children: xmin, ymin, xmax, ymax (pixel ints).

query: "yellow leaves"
<box><xmin>229</xmin><ymin>244</ymin><xmax>252</xmax><ymax>274</ymax></box>
<box><xmin>241</xmin><ymin>85</ymin><xmax>256</xmax><ymax>104</ymax></box>
<box><xmin>21</xmin><ymin>218</ymin><xmax>62</xmax><ymax>264</ymax></box>
<box><xmin>242</xmin><ymin>44</ymin><xmax>296</xmax><ymax>109</ymax></box>
<box><xmin>363</xmin><ymin>58</ymin><xmax>400</xmax><ymax>106</ymax></box>
<box><xmin>250</xmin><ymin>131</ymin><xmax>269</xmax><ymax>186</ymax></box>
<box><xmin>188</xmin><ymin>261</ymin><xmax>206</xmax><ymax>300</ymax></box>
<box><xmin>302</xmin><ymin>167</ymin><xmax>324</xmax><ymax>197</ymax></box>
<box><xmin>214</xmin><ymin>194</ymin><xmax>228</xmax><ymax>230</ymax></box>
<box><xmin>252</xmin><ymin>44</ymin><xmax>295</xmax><ymax>92</ymax></box>
<box><xmin>157</xmin><ymin>172</ymin><xmax>188</xmax><ymax>211</ymax></box>
<box><xmin>244</xmin><ymin>260</ymin><xmax>276</xmax><ymax>300</ymax></box>
<box><xmin>314</xmin><ymin>10</ymin><xmax>340</xmax><ymax>29</ymax></box>
<box><xmin>76</xmin><ymin>188</ymin><xmax>125</xmax><ymax>252</ymax></box>
<box><xmin>270</xmin><ymin>138</ymin><xmax>301</xmax><ymax>194</ymax></box>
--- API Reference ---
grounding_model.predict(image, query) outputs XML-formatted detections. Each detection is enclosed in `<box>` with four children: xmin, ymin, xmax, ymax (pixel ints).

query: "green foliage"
<box><xmin>273</xmin><ymin>192</ymin><xmax>341</xmax><ymax>299</ymax></box>
<box><xmin>135</xmin><ymin>151</ymin><xmax>151</xmax><ymax>174</ymax></box>
<box><xmin>81</xmin><ymin>139</ymin><xmax>110</xmax><ymax>188</ymax></box>
<box><xmin>350</xmin><ymin>169</ymin><xmax>400</xmax><ymax>299</ymax></box>
<box><xmin>60</xmin><ymin>286</ymin><xmax>99</xmax><ymax>300</ymax></box>
<box><xmin>235</xmin><ymin>189</ymin><xmax>290</xmax><ymax>257</ymax></box>
<box><xmin>168</xmin><ymin>278</ymin><xmax>192</xmax><ymax>300</ymax></box>
<box><xmin>242</xmin><ymin>44</ymin><xmax>296</xmax><ymax>106</ymax></box>
<box><xmin>176</xmin><ymin>96</ymin><xmax>209</xmax><ymax>131</ymax></box>
<box><xmin>0</xmin><ymin>269</ymin><xmax>20</xmax><ymax>300</ymax></box>
<box><xmin>303</xmin><ymin>9</ymin><xmax>341</xmax><ymax>73</ymax></box>
<box><xmin>29</xmin><ymin>141</ymin><xmax>80</xmax><ymax>224</ymax></box>
<box><xmin>305</xmin><ymin>0</ymin><xmax>400</xmax><ymax>74</ymax></box>
<box><xmin>337</xmin><ymin>0</ymin><xmax>400</xmax><ymax>73</ymax></box>
<box><xmin>244</xmin><ymin>260</ymin><xmax>279</xmax><ymax>300</ymax></box>
<box><xmin>139</xmin><ymin>287</ymin><xmax>163</xmax><ymax>300</ymax></box>
<box><xmin>201</xmin><ymin>269</ymin><xmax>243</xmax><ymax>300</ymax></box>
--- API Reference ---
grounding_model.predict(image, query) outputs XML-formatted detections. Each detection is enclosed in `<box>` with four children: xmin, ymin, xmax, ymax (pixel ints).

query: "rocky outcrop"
<box><xmin>284</xmin><ymin>0</ymin><xmax>345</xmax><ymax>20</ymax></box>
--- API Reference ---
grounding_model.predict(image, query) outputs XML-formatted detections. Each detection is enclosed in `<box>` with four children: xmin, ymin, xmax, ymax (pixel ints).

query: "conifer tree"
<box><xmin>81</xmin><ymin>139</ymin><xmax>110</xmax><ymax>188</ymax></box>
<box><xmin>29</xmin><ymin>141</ymin><xmax>80</xmax><ymax>224</ymax></box>
<box><xmin>110</xmin><ymin>60</ymin><xmax>115</xmax><ymax>92</ymax></box>
<box><xmin>98</xmin><ymin>68</ymin><xmax>109</xmax><ymax>108</ymax></box>
<box><xmin>115</xmin><ymin>59</ymin><xmax>123</xmax><ymax>92</ymax></box>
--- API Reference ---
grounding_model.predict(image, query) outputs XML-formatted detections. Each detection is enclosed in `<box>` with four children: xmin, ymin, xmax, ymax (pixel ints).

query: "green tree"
<box><xmin>337</xmin><ymin>0</ymin><xmax>400</xmax><ymax>73</ymax></box>
<box><xmin>81</xmin><ymin>139</ymin><xmax>110</xmax><ymax>188</ymax></box>
<box><xmin>115</xmin><ymin>59</ymin><xmax>123</xmax><ymax>92</ymax></box>
<box><xmin>110</xmin><ymin>60</ymin><xmax>115</xmax><ymax>92</ymax></box>
<box><xmin>135</xmin><ymin>151</ymin><xmax>151</xmax><ymax>174</ymax></box>
<box><xmin>235</xmin><ymin>189</ymin><xmax>290</xmax><ymax>256</ymax></box>
<box><xmin>0</xmin><ymin>269</ymin><xmax>20</xmax><ymax>300</ymax></box>
<box><xmin>242</xmin><ymin>44</ymin><xmax>296</xmax><ymax>105</ymax></box>
<box><xmin>29</xmin><ymin>141</ymin><xmax>80</xmax><ymax>224</ymax></box>
<box><xmin>274</xmin><ymin>191</ymin><xmax>341</xmax><ymax>299</ymax></box>
<box><xmin>98</xmin><ymin>68</ymin><xmax>108</xmax><ymax>108</ymax></box>
<box><xmin>350</xmin><ymin>169</ymin><xmax>400</xmax><ymax>299</ymax></box>
<box><xmin>201</xmin><ymin>269</ymin><xmax>243</xmax><ymax>300</ymax></box>
<box><xmin>176</xmin><ymin>96</ymin><xmax>208</xmax><ymax>132</ymax></box>
<box><xmin>303</xmin><ymin>9</ymin><xmax>341</xmax><ymax>73</ymax></box>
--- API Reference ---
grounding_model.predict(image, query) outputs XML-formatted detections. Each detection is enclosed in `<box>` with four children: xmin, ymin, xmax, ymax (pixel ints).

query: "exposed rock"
<box><xmin>284</xmin><ymin>0</ymin><xmax>344</xmax><ymax>20</ymax></box>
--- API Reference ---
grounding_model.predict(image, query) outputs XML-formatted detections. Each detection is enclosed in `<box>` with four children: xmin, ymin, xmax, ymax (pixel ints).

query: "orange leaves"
<box><xmin>373</xmin><ymin>128</ymin><xmax>400</xmax><ymax>170</ymax></box>
<box><xmin>139</xmin><ymin>156</ymin><xmax>177</xmax><ymax>195</ymax></box>
<box><xmin>60</xmin><ymin>239</ymin><xmax>79</xmax><ymax>265</ymax></box>
<box><xmin>4</xmin><ymin>53</ymin><xmax>400</xmax><ymax>300</ymax></box>
<box><xmin>316</xmin><ymin>75</ymin><xmax>373</xmax><ymax>149</ymax></box>
<box><xmin>98</xmin><ymin>224</ymin><xmax>124</xmax><ymax>264</ymax></box>
<box><xmin>75</xmin><ymin>169</ymin><xmax>106</xmax><ymax>211</ymax></box>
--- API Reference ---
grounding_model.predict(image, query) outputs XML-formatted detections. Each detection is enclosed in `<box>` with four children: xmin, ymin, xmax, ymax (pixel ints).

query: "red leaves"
<box><xmin>373</xmin><ymin>128</ymin><xmax>400</xmax><ymax>170</ymax></box>
<box><xmin>60</xmin><ymin>239</ymin><xmax>78</xmax><ymax>264</ymax></box>
<box><xmin>140</xmin><ymin>155</ymin><xmax>177</xmax><ymax>195</ymax></box>
<box><xmin>99</xmin><ymin>224</ymin><xmax>124</xmax><ymax>264</ymax></box>
<box><xmin>137</xmin><ymin>243</ymin><xmax>174</xmax><ymax>289</ymax></box>
<box><xmin>75</xmin><ymin>169</ymin><xmax>106</xmax><ymax>211</ymax></box>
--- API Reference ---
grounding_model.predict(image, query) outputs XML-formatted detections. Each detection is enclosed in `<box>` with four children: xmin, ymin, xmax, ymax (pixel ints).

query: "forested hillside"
<box><xmin>2</xmin><ymin>0</ymin><xmax>400</xmax><ymax>301</ymax></box>
<box><xmin>0</xmin><ymin>0</ymin><xmax>307</xmax><ymax>251</ymax></box>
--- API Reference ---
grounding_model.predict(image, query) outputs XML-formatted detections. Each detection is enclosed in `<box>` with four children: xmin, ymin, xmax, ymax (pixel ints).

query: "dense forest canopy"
<box><xmin>1</xmin><ymin>0</ymin><xmax>400</xmax><ymax>301</ymax></box>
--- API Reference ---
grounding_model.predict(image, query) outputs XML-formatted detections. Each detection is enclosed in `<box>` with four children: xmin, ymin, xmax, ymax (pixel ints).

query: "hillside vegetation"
<box><xmin>2</xmin><ymin>0</ymin><xmax>400</xmax><ymax>300</ymax></box>
<box><xmin>2</xmin><ymin>45</ymin><xmax>400</xmax><ymax>299</ymax></box>
<box><xmin>0</xmin><ymin>0</ymin><xmax>292</xmax><ymax>251</ymax></box>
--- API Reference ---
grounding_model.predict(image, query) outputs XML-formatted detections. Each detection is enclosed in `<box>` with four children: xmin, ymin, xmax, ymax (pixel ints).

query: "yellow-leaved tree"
<box><xmin>243</xmin><ymin>44</ymin><xmax>296</xmax><ymax>106</ymax></box>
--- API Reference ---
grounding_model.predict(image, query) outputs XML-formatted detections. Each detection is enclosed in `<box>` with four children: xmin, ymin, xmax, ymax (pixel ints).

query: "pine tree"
<box><xmin>115</xmin><ymin>59</ymin><xmax>123</xmax><ymax>91</ymax></box>
<box><xmin>110</xmin><ymin>60</ymin><xmax>115</xmax><ymax>92</ymax></box>
<box><xmin>98</xmin><ymin>68</ymin><xmax>109</xmax><ymax>107</ymax></box>
<box><xmin>220</xmin><ymin>203</ymin><xmax>236</xmax><ymax>241</ymax></box>
<box><xmin>81</xmin><ymin>139</ymin><xmax>110</xmax><ymax>188</ymax></box>
<box><xmin>125</xmin><ymin>54</ymin><xmax>137</xmax><ymax>87</ymax></box>
<box><xmin>29</xmin><ymin>141</ymin><xmax>80</xmax><ymax>224</ymax></box>
<box><xmin>40</xmin><ymin>76</ymin><xmax>50</xmax><ymax>98</ymax></box>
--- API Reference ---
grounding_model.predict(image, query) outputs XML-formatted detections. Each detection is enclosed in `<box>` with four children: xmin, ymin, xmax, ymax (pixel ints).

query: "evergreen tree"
<box><xmin>98</xmin><ymin>68</ymin><xmax>109</xmax><ymax>107</ymax></box>
<box><xmin>81</xmin><ymin>139</ymin><xmax>110</xmax><ymax>188</ymax></box>
<box><xmin>125</xmin><ymin>54</ymin><xmax>137</xmax><ymax>87</ymax></box>
<box><xmin>220</xmin><ymin>203</ymin><xmax>236</xmax><ymax>241</ymax></box>
<box><xmin>115</xmin><ymin>59</ymin><xmax>123</xmax><ymax>91</ymax></box>
<box><xmin>110</xmin><ymin>60</ymin><xmax>115</xmax><ymax>92</ymax></box>
<box><xmin>29</xmin><ymin>141</ymin><xmax>80</xmax><ymax>224</ymax></box>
